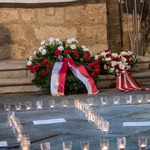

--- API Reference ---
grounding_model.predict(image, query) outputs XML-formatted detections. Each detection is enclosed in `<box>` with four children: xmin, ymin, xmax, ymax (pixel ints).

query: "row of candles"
<box><xmin>74</xmin><ymin>99</ymin><xmax>109</xmax><ymax>134</ymax></box>
<box><xmin>3</xmin><ymin>94</ymin><xmax>150</xmax><ymax>112</ymax></box>
<box><xmin>4</xmin><ymin>99</ymin><xmax>68</xmax><ymax>112</ymax></box>
<box><xmin>7</xmin><ymin>111</ymin><xmax>30</xmax><ymax>150</ymax></box>
<box><xmin>40</xmin><ymin>136</ymin><xmax>148</xmax><ymax>150</ymax></box>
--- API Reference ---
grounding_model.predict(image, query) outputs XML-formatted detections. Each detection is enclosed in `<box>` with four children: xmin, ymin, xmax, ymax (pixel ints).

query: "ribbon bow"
<box><xmin>116</xmin><ymin>69</ymin><xmax>150</xmax><ymax>92</ymax></box>
<box><xmin>50</xmin><ymin>55</ymin><xmax>99</xmax><ymax>96</ymax></box>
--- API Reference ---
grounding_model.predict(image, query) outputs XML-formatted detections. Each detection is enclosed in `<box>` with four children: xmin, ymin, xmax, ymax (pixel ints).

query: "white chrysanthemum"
<box><xmin>90</xmin><ymin>52</ymin><xmax>92</xmax><ymax>56</ymax></box>
<box><xmin>121</xmin><ymin>51</ymin><xmax>128</xmax><ymax>56</ymax></box>
<box><xmin>110</xmin><ymin>67</ymin><xmax>115</xmax><ymax>73</ymax></box>
<box><xmin>58</xmin><ymin>46</ymin><xmax>64</xmax><ymax>51</ymax></box>
<box><xmin>128</xmin><ymin>51</ymin><xmax>133</xmax><ymax>55</ymax></box>
<box><xmin>41</xmin><ymin>40</ymin><xmax>45</xmax><ymax>46</ymax></box>
<box><xmin>112</xmin><ymin>53</ymin><xmax>118</xmax><ymax>57</ymax></box>
<box><xmin>39</xmin><ymin>46</ymin><xmax>43</xmax><ymax>52</ymax></box>
<box><xmin>49</xmin><ymin>42</ymin><xmax>54</xmax><ymax>45</ymax></box>
<box><xmin>33</xmin><ymin>51</ymin><xmax>37</xmax><ymax>56</ymax></box>
<box><xmin>122</xmin><ymin>57</ymin><xmax>127</xmax><ymax>63</ymax></box>
<box><xmin>55</xmin><ymin>38</ymin><xmax>60</xmax><ymax>43</ymax></box>
<box><xmin>71</xmin><ymin>44</ymin><xmax>76</xmax><ymax>50</ymax></box>
<box><xmin>27</xmin><ymin>60</ymin><xmax>32</xmax><ymax>66</ymax></box>
<box><xmin>105</xmin><ymin>58</ymin><xmax>111</xmax><ymax>61</ymax></box>
<box><xmin>119</xmin><ymin>63</ymin><xmax>125</xmax><ymax>70</ymax></box>
<box><xmin>66</xmin><ymin>39</ymin><xmax>72</xmax><ymax>44</ymax></box>
<box><xmin>94</xmin><ymin>55</ymin><xmax>98</xmax><ymax>60</ymax></box>
<box><xmin>59</xmin><ymin>41</ymin><xmax>63</xmax><ymax>45</ymax></box>
<box><xmin>29</xmin><ymin>56</ymin><xmax>33</xmax><ymax>61</ymax></box>
<box><xmin>48</xmin><ymin>38</ymin><xmax>54</xmax><ymax>43</ymax></box>
<box><xmin>42</xmin><ymin>49</ymin><xmax>47</xmax><ymax>55</ymax></box>
<box><xmin>111</xmin><ymin>61</ymin><xmax>117</xmax><ymax>67</ymax></box>
<box><xmin>116</xmin><ymin>69</ymin><xmax>119</xmax><ymax>73</ymax></box>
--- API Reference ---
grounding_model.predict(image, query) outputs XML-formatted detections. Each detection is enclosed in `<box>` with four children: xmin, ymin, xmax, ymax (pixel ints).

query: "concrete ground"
<box><xmin>1</xmin><ymin>88</ymin><xmax>150</xmax><ymax>150</ymax></box>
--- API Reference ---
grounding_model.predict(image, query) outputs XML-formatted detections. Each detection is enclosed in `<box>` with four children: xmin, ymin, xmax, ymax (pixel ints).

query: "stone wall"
<box><xmin>0</xmin><ymin>0</ymin><xmax>108</xmax><ymax>60</ymax></box>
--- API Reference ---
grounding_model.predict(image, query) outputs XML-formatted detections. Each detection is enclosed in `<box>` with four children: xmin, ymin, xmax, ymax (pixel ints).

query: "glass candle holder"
<box><xmin>63</xmin><ymin>141</ymin><xmax>72</xmax><ymax>150</ymax></box>
<box><xmin>102</xmin><ymin>120</ymin><xmax>109</xmax><ymax>134</ymax></box>
<box><xmin>36</xmin><ymin>101</ymin><xmax>43</xmax><ymax>110</ymax></box>
<box><xmin>40</xmin><ymin>142</ymin><xmax>51</xmax><ymax>150</ymax></box>
<box><xmin>25</xmin><ymin>101</ymin><xmax>32</xmax><ymax>111</ymax></box>
<box><xmin>113</xmin><ymin>96</ymin><xmax>120</xmax><ymax>105</ymax></box>
<box><xmin>87</xmin><ymin>98</ymin><xmax>93</xmax><ymax>106</ymax></box>
<box><xmin>101</xmin><ymin>97</ymin><xmax>107</xmax><ymax>106</ymax></box>
<box><xmin>126</xmin><ymin>95</ymin><xmax>132</xmax><ymax>104</ymax></box>
<box><xmin>100</xmin><ymin>139</ymin><xmax>109</xmax><ymax>150</ymax></box>
<box><xmin>117</xmin><ymin>137</ymin><xmax>126</xmax><ymax>150</ymax></box>
<box><xmin>137</xmin><ymin>95</ymin><xmax>143</xmax><ymax>103</ymax></box>
<box><xmin>4</xmin><ymin>103</ymin><xmax>10</xmax><ymax>112</ymax></box>
<box><xmin>80</xmin><ymin>140</ymin><xmax>89</xmax><ymax>150</ymax></box>
<box><xmin>49</xmin><ymin>99</ymin><xmax>55</xmax><ymax>108</ymax></box>
<box><xmin>139</xmin><ymin>136</ymin><xmax>147</xmax><ymax>149</ymax></box>
<box><xmin>15</xmin><ymin>102</ymin><xmax>21</xmax><ymax>111</ymax></box>
<box><xmin>62</xmin><ymin>99</ymin><xmax>68</xmax><ymax>108</ymax></box>
<box><xmin>146</xmin><ymin>94</ymin><xmax>150</xmax><ymax>103</ymax></box>
<box><xmin>21</xmin><ymin>139</ymin><xmax>30</xmax><ymax>150</ymax></box>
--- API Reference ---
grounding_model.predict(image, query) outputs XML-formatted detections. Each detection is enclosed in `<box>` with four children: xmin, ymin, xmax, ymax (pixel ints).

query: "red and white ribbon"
<box><xmin>116</xmin><ymin>69</ymin><xmax>150</xmax><ymax>92</ymax></box>
<box><xmin>51</xmin><ymin>55</ymin><xmax>99</xmax><ymax>96</ymax></box>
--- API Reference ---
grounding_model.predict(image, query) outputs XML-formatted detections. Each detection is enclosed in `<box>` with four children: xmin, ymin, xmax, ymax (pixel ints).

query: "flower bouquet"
<box><xmin>27</xmin><ymin>38</ymin><xmax>100</xmax><ymax>95</ymax></box>
<box><xmin>95</xmin><ymin>50</ymin><xmax>137</xmax><ymax>76</ymax></box>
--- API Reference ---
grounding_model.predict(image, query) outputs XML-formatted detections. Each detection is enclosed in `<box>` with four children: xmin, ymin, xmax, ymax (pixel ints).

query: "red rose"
<box><xmin>64</xmin><ymin>49</ymin><xmax>71</xmax><ymax>54</ymax></box>
<box><xmin>84</xmin><ymin>55</ymin><xmax>89</xmax><ymax>61</ymax></box>
<box><xmin>115</xmin><ymin>64</ymin><xmax>119</xmax><ymax>70</ymax></box>
<box><xmin>30</xmin><ymin>68</ymin><xmax>35</xmax><ymax>74</ymax></box>
<box><xmin>96</xmin><ymin>60</ymin><xmax>99</xmax><ymax>64</ymax></box>
<box><xmin>91</xmin><ymin>62</ymin><xmax>96</xmax><ymax>67</ymax></box>
<box><xmin>35</xmin><ymin>62</ymin><xmax>41</xmax><ymax>69</ymax></box>
<box><xmin>113</xmin><ymin>57</ymin><xmax>120</xmax><ymax>62</ymax></box>
<box><xmin>105</xmin><ymin>50</ymin><xmax>110</xmax><ymax>52</ymax></box>
<box><xmin>95</xmin><ymin>65</ymin><xmax>100</xmax><ymax>68</ymax></box>
<box><xmin>43</xmin><ymin>59</ymin><xmax>49</xmax><ymax>65</ymax></box>
<box><xmin>101</xmin><ymin>55</ymin><xmax>105</xmax><ymax>59</ymax></box>
<box><xmin>73</xmin><ymin>50</ymin><xmax>79</xmax><ymax>56</ymax></box>
<box><xmin>106</xmin><ymin>53</ymin><xmax>111</xmax><ymax>57</ymax></box>
<box><xmin>87</xmin><ymin>64</ymin><xmax>92</xmax><ymax>68</ymax></box>
<box><xmin>27</xmin><ymin>65</ymin><xmax>34</xmax><ymax>70</ymax></box>
<box><xmin>127</xmin><ymin>60</ymin><xmax>131</xmax><ymax>65</ymax></box>
<box><xmin>85</xmin><ymin>51</ymin><xmax>90</xmax><ymax>55</ymax></box>
<box><xmin>55</xmin><ymin>50</ymin><xmax>61</xmax><ymax>55</ymax></box>
<box><xmin>47</xmin><ymin>65</ymin><xmax>52</xmax><ymax>70</ymax></box>
<box><xmin>104</xmin><ymin>61</ymin><xmax>106</xmax><ymax>65</ymax></box>
<box><xmin>124</xmin><ymin>55</ymin><xmax>130</xmax><ymax>60</ymax></box>
<box><xmin>41</xmin><ymin>71</ymin><xmax>47</xmax><ymax>77</ymax></box>
<box><xmin>108</xmin><ymin>62</ymin><xmax>111</xmax><ymax>65</ymax></box>
<box><xmin>95</xmin><ymin>68</ymin><xmax>100</xmax><ymax>74</ymax></box>
<box><xmin>91</xmin><ymin>72</ymin><xmax>96</xmax><ymax>78</ymax></box>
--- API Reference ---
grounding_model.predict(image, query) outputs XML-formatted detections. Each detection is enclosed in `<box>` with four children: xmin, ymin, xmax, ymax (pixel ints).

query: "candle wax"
<box><xmin>50</xmin><ymin>105</ymin><xmax>54</xmax><ymax>108</ymax></box>
<box><xmin>140</xmin><ymin>144</ymin><xmax>146</xmax><ymax>148</ymax></box>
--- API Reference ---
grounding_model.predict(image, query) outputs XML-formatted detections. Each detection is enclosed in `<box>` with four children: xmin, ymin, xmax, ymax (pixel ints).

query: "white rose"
<box><xmin>42</xmin><ymin>49</ymin><xmax>47</xmax><ymax>55</ymax></box>
<box><xmin>27</xmin><ymin>60</ymin><xmax>32</xmax><ymax>66</ymax></box>
<box><xmin>94</xmin><ymin>55</ymin><xmax>98</xmax><ymax>60</ymax></box>
<box><xmin>110</xmin><ymin>67</ymin><xmax>115</xmax><ymax>73</ymax></box>
<box><xmin>71</xmin><ymin>38</ymin><xmax>76</xmax><ymax>42</ymax></box>
<box><xmin>111</xmin><ymin>61</ymin><xmax>117</xmax><ymax>67</ymax></box>
<box><xmin>71</xmin><ymin>44</ymin><xmax>76</xmax><ymax>50</ymax></box>
<box><xmin>41</xmin><ymin>40</ymin><xmax>45</xmax><ymax>46</ymax></box>
<box><xmin>59</xmin><ymin>41</ymin><xmax>63</xmax><ymax>45</ymax></box>
<box><xmin>48</xmin><ymin>38</ymin><xmax>54</xmax><ymax>43</ymax></box>
<box><xmin>33</xmin><ymin>51</ymin><xmax>37</xmax><ymax>56</ymax></box>
<box><xmin>49</xmin><ymin>42</ymin><xmax>54</xmax><ymax>45</ymax></box>
<box><xmin>81</xmin><ymin>45</ymin><xmax>86</xmax><ymax>50</ymax></box>
<box><xmin>119</xmin><ymin>63</ymin><xmax>125</xmax><ymax>70</ymax></box>
<box><xmin>122</xmin><ymin>57</ymin><xmax>127</xmax><ymax>63</ymax></box>
<box><xmin>58</xmin><ymin>46</ymin><xmax>64</xmax><ymax>51</ymax></box>
<box><xmin>39</xmin><ymin>46</ymin><xmax>43</xmax><ymax>52</ymax></box>
<box><xmin>85</xmin><ymin>48</ymin><xmax>89</xmax><ymax>51</ymax></box>
<box><xmin>55</xmin><ymin>38</ymin><xmax>60</xmax><ymax>43</ymax></box>
<box><xmin>121</xmin><ymin>51</ymin><xmax>128</xmax><ymax>56</ymax></box>
<box><xmin>105</xmin><ymin>58</ymin><xmax>111</xmax><ymax>61</ymax></box>
<box><xmin>100</xmin><ymin>52</ymin><xmax>106</xmax><ymax>57</ymax></box>
<box><xmin>29</xmin><ymin>56</ymin><xmax>33</xmax><ymax>61</ymax></box>
<box><xmin>128</xmin><ymin>51</ymin><xmax>132</xmax><ymax>55</ymax></box>
<box><xmin>112</xmin><ymin>53</ymin><xmax>118</xmax><ymax>57</ymax></box>
<box><xmin>66</xmin><ymin>39</ymin><xmax>72</xmax><ymax>44</ymax></box>
<box><xmin>116</xmin><ymin>69</ymin><xmax>119</xmax><ymax>73</ymax></box>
